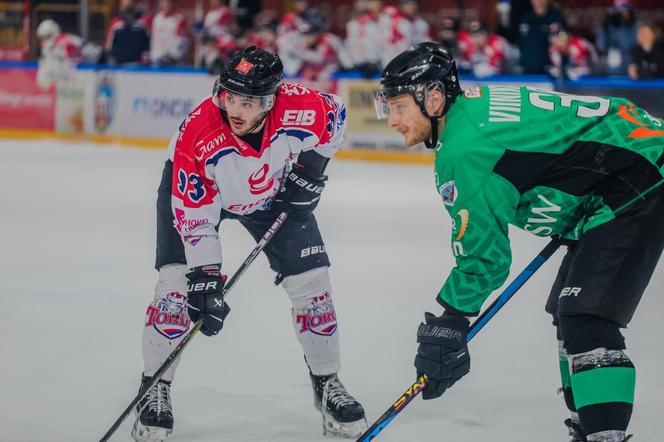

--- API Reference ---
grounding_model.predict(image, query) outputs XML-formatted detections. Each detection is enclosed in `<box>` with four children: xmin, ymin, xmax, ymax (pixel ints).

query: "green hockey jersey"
<box><xmin>435</xmin><ymin>85</ymin><xmax>664</xmax><ymax>315</ymax></box>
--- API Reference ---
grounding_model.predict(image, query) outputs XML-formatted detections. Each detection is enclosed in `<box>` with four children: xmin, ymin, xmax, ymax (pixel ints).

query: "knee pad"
<box><xmin>558</xmin><ymin>314</ymin><xmax>625</xmax><ymax>355</ymax></box>
<box><xmin>282</xmin><ymin>267</ymin><xmax>340</xmax><ymax>376</ymax></box>
<box><xmin>143</xmin><ymin>264</ymin><xmax>190</xmax><ymax>382</ymax></box>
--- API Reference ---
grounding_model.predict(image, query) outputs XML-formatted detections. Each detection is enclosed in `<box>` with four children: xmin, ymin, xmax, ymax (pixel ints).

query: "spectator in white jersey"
<box><xmin>345</xmin><ymin>0</ymin><xmax>385</xmax><ymax>76</ymax></box>
<box><xmin>150</xmin><ymin>0</ymin><xmax>188</xmax><ymax>66</ymax></box>
<box><xmin>203</xmin><ymin>0</ymin><xmax>236</xmax><ymax>38</ymax></box>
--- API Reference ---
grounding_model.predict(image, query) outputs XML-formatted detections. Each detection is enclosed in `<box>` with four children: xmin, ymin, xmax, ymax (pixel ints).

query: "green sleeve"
<box><xmin>438</xmin><ymin>173</ymin><xmax>519</xmax><ymax>315</ymax></box>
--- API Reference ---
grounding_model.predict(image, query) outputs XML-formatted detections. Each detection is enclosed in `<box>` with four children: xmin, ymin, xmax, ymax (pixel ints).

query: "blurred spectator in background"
<box><xmin>295</xmin><ymin>10</ymin><xmax>344</xmax><ymax>80</ymax></box>
<box><xmin>497</xmin><ymin>0</ymin><xmax>533</xmax><ymax>44</ymax></box>
<box><xmin>458</xmin><ymin>20</ymin><xmax>508</xmax><ymax>77</ymax></box>
<box><xmin>518</xmin><ymin>0</ymin><xmax>565</xmax><ymax>74</ymax></box>
<box><xmin>438</xmin><ymin>16</ymin><xmax>461</xmax><ymax>60</ymax></box>
<box><xmin>244</xmin><ymin>17</ymin><xmax>278</xmax><ymax>53</ymax></box>
<box><xmin>278</xmin><ymin>0</ymin><xmax>311</xmax><ymax>35</ymax></box>
<box><xmin>596</xmin><ymin>0</ymin><xmax>637</xmax><ymax>76</ymax></box>
<box><xmin>549</xmin><ymin>29</ymin><xmax>596</xmax><ymax>80</ymax></box>
<box><xmin>629</xmin><ymin>23</ymin><xmax>664</xmax><ymax>79</ymax></box>
<box><xmin>234</xmin><ymin>0</ymin><xmax>262</xmax><ymax>33</ymax></box>
<box><xmin>203</xmin><ymin>0</ymin><xmax>236</xmax><ymax>38</ymax></box>
<box><xmin>151</xmin><ymin>0</ymin><xmax>188</xmax><ymax>65</ymax></box>
<box><xmin>35</xmin><ymin>19</ymin><xmax>82</xmax><ymax>89</ymax></box>
<box><xmin>199</xmin><ymin>32</ymin><xmax>235</xmax><ymax>74</ymax></box>
<box><xmin>380</xmin><ymin>0</ymin><xmax>430</xmax><ymax>66</ymax></box>
<box><xmin>105</xmin><ymin>0</ymin><xmax>151</xmax><ymax>65</ymax></box>
<box><xmin>346</xmin><ymin>0</ymin><xmax>385</xmax><ymax>76</ymax></box>
<box><xmin>400</xmin><ymin>0</ymin><xmax>429</xmax><ymax>43</ymax></box>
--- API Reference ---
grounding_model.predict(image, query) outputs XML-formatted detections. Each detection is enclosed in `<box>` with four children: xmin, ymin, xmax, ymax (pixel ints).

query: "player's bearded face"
<box><xmin>223</xmin><ymin>92</ymin><xmax>266</xmax><ymax>136</ymax></box>
<box><xmin>386</xmin><ymin>95</ymin><xmax>433</xmax><ymax>147</ymax></box>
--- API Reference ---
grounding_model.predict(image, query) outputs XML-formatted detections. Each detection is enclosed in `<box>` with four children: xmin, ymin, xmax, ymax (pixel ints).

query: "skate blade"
<box><xmin>131</xmin><ymin>419</ymin><xmax>172</xmax><ymax>442</ymax></box>
<box><xmin>322</xmin><ymin>415</ymin><xmax>368</xmax><ymax>439</ymax></box>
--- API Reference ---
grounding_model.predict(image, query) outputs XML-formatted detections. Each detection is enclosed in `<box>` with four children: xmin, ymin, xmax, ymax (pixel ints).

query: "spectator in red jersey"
<box><xmin>243</xmin><ymin>18</ymin><xmax>279</xmax><ymax>54</ymax></box>
<box><xmin>278</xmin><ymin>0</ymin><xmax>311</xmax><ymax>35</ymax></box>
<box><xmin>150</xmin><ymin>0</ymin><xmax>188</xmax><ymax>66</ymax></box>
<box><xmin>629</xmin><ymin>23</ymin><xmax>664</xmax><ymax>79</ymax></box>
<box><xmin>203</xmin><ymin>0</ymin><xmax>236</xmax><ymax>38</ymax></box>
<box><xmin>295</xmin><ymin>10</ymin><xmax>344</xmax><ymax>80</ymax></box>
<box><xmin>549</xmin><ymin>29</ymin><xmax>597</xmax><ymax>80</ymax></box>
<box><xmin>458</xmin><ymin>20</ymin><xmax>508</xmax><ymax>77</ymax></box>
<box><xmin>35</xmin><ymin>19</ymin><xmax>82</xmax><ymax>89</ymax></box>
<box><xmin>105</xmin><ymin>0</ymin><xmax>151</xmax><ymax>65</ymax></box>
<box><xmin>346</xmin><ymin>0</ymin><xmax>385</xmax><ymax>74</ymax></box>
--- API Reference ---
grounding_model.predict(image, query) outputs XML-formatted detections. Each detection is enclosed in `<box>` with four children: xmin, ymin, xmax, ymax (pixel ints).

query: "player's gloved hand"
<box><xmin>273</xmin><ymin>164</ymin><xmax>327</xmax><ymax>219</ymax></box>
<box><xmin>415</xmin><ymin>311</ymin><xmax>470</xmax><ymax>400</ymax></box>
<box><xmin>186</xmin><ymin>264</ymin><xmax>231</xmax><ymax>336</ymax></box>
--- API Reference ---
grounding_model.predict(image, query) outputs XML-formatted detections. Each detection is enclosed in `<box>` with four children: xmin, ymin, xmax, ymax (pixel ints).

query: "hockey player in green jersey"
<box><xmin>375</xmin><ymin>42</ymin><xmax>664</xmax><ymax>441</ymax></box>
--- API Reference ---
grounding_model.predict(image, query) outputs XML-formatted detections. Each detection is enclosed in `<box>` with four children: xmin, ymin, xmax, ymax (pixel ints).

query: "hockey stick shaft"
<box><xmin>100</xmin><ymin>211</ymin><xmax>289</xmax><ymax>442</ymax></box>
<box><xmin>356</xmin><ymin>238</ymin><xmax>564</xmax><ymax>441</ymax></box>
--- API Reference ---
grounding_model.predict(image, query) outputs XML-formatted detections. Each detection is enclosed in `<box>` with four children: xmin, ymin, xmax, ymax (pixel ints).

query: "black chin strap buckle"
<box><xmin>424</xmin><ymin>116</ymin><xmax>439</xmax><ymax>149</ymax></box>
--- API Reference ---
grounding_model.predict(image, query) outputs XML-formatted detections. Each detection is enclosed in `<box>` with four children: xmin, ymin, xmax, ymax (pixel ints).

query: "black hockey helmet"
<box><xmin>215</xmin><ymin>46</ymin><xmax>283</xmax><ymax>99</ymax></box>
<box><xmin>376</xmin><ymin>42</ymin><xmax>461</xmax><ymax>148</ymax></box>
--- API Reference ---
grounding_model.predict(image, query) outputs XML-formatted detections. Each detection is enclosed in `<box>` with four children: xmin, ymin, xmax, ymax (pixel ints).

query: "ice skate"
<box><xmin>131</xmin><ymin>374</ymin><xmax>174</xmax><ymax>442</ymax></box>
<box><xmin>311</xmin><ymin>373</ymin><xmax>368</xmax><ymax>438</ymax></box>
<box><xmin>565</xmin><ymin>417</ymin><xmax>587</xmax><ymax>442</ymax></box>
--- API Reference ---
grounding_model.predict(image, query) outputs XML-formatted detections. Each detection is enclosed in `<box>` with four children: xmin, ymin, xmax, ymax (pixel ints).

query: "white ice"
<box><xmin>0</xmin><ymin>139</ymin><xmax>661</xmax><ymax>442</ymax></box>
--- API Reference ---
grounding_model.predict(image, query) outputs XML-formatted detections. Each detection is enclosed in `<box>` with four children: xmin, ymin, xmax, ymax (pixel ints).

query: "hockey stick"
<box><xmin>356</xmin><ymin>238</ymin><xmax>565</xmax><ymax>441</ymax></box>
<box><xmin>100</xmin><ymin>211</ymin><xmax>289</xmax><ymax>442</ymax></box>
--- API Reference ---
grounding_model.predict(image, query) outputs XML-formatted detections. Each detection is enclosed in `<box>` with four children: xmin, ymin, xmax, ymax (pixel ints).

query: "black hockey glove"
<box><xmin>186</xmin><ymin>264</ymin><xmax>231</xmax><ymax>337</ymax></box>
<box><xmin>272</xmin><ymin>164</ymin><xmax>327</xmax><ymax>219</ymax></box>
<box><xmin>415</xmin><ymin>311</ymin><xmax>470</xmax><ymax>400</ymax></box>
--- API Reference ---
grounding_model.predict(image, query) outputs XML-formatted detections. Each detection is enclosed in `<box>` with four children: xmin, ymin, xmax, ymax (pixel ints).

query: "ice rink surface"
<box><xmin>0</xmin><ymin>139</ymin><xmax>662</xmax><ymax>442</ymax></box>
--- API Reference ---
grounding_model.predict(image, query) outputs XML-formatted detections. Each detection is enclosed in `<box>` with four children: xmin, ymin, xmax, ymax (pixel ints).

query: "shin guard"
<box><xmin>282</xmin><ymin>267</ymin><xmax>340</xmax><ymax>376</ymax></box>
<box><xmin>142</xmin><ymin>264</ymin><xmax>191</xmax><ymax>382</ymax></box>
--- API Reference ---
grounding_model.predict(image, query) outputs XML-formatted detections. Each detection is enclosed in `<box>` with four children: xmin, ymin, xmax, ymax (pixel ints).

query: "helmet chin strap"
<box><xmin>425</xmin><ymin>116</ymin><xmax>439</xmax><ymax>149</ymax></box>
<box><xmin>246</xmin><ymin>112</ymin><xmax>267</xmax><ymax>134</ymax></box>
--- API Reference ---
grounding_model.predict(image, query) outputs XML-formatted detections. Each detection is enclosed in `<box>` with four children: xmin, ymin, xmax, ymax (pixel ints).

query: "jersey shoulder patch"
<box><xmin>464</xmin><ymin>87</ymin><xmax>482</xmax><ymax>99</ymax></box>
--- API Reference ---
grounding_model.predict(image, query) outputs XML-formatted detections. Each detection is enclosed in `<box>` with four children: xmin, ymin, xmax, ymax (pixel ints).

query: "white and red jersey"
<box><xmin>151</xmin><ymin>11</ymin><xmax>188</xmax><ymax>63</ymax></box>
<box><xmin>345</xmin><ymin>12</ymin><xmax>384</xmax><ymax>66</ymax></box>
<box><xmin>244</xmin><ymin>31</ymin><xmax>278</xmax><ymax>54</ymax></box>
<box><xmin>298</xmin><ymin>33</ymin><xmax>343</xmax><ymax>80</ymax></box>
<box><xmin>458</xmin><ymin>31</ymin><xmax>507</xmax><ymax>77</ymax></box>
<box><xmin>549</xmin><ymin>36</ymin><xmax>596</xmax><ymax>80</ymax></box>
<box><xmin>169</xmin><ymin>83</ymin><xmax>347</xmax><ymax>268</ymax></box>
<box><xmin>41</xmin><ymin>33</ymin><xmax>82</xmax><ymax>63</ymax></box>
<box><xmin>37</xmin><ymin>32</ymin><xmax>83</xmax><ymax>89</ymax></box>
<box><xmin>278</xmin><ymin>12</ymin><xmax>302</xmax><ymax>35</ymax></box>
<box><xmin>380</xmin><ymin>7</ymin><xmax>431</xmax><ymax>66</ymax></box>
<box><xmin>203</xmin><ymin>6</ymin><xmax>235</xmax><ymax>38</ymax></box>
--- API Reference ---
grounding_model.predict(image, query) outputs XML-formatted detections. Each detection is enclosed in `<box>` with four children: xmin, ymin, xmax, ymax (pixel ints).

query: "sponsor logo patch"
<box><xmin>453</xmin><ymin>208</ymin><xmax>469</xmax><ymax>241</ymax></box>
<box><xmin>145</xmin><ymin>292</ymin><xmax>191</xmax><ymax>340</ymax></box>
<box><xmin>439</xmin><ymin>180</ymin><xmax>457</xmax><ymax>207</ymax></box>
<box><xmin>235</xmin><ymin>59</ymin><xmax>254</xmax><ymax>75</ymax></box>
<box><xmin>464</xmin><ymin>87</ymin><xmax>482</xmax><ymax>99</ymax></box>
<box><xmin>248</xmin><ymin>163</ymin><xmax>275</xmax><ymax>195</ymax></box>
<box><xmin>295</xmin><ymin>292</ymin><xmax>337</xmax><ymax>336</ymax></box>
<box><xmin>175</xmin><ymin>208</ymin><xmax>208</xmax><ymax>245</ymax></box>
<box><xmin>281</xmin><ymin>109</ymin><xmax>316</xmax><ymax>126</ymax></box>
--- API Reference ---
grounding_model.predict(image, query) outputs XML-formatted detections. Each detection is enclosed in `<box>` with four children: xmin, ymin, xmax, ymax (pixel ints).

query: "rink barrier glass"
<box><xmin>2</xmin><ymin>62</ymin><xmax>663</xmax><ymax>164</ymax></box>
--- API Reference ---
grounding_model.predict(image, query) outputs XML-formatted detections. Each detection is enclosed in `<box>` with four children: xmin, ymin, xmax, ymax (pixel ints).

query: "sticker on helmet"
<box><xmin>235</xmin><ymin>59</ymin><xmax>254</xmax><ymax>75</ymax></box>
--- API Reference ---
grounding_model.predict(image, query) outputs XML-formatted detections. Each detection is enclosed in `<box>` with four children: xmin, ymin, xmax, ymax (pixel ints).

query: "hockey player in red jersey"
<box><xmin>131</xmin><ymin>46</ymin><xmax>367</xmax><ymax>441</ymax></box>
